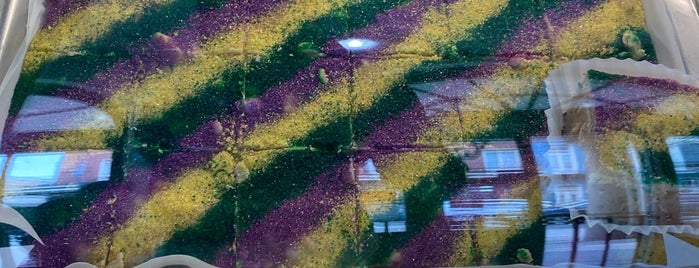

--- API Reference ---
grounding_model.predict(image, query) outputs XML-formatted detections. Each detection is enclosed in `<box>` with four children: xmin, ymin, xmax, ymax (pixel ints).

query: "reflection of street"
<box><xmin>543</xmin><ymin>224</ymin><xmax>637</xmax><ymax>267</ymax></box>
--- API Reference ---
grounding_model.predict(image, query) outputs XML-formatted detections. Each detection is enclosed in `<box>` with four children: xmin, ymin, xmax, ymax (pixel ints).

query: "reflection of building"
<box><xmin>443</xmin><ymin>185</ymin><xmax>528</xmax><ymax>230</ymax></box>
<box><xmin>368</xmin><ymin>202</ymin><xmax>407</xmax><ymax>233</ymax></box>
<box><xmin>357</xmin><ymin>158</ymin><xmax>406</xmax><ymax>233</ymax></box>
<box><xmin>531</xmin><ymin>137</ymin><xmax>585</xmax><ymax>176</ymax></box>
<box><xmin>531</xmin><ymin>137</ymin><xmax>588</xmax><ymax>210</ymax></box>
<box><xmin>444</xmin><ymin>140</ymin><xmax>529</xmax><ymax>230</ymax></box>
<box><xmin>446</xmin><ymin>140</ymin><xmax>524</xmax><ymax>179</ymax></box>
<box><xmin>667</xmin><ymin>136</ymin><xmax>699</xmax><ymax>186</ymax></box>
<box><xmin>12</xmin><ymin>95</ymin><xmax>115</xmax><ymax>133</ymax></box>
<box><xmin>411</xmin><ymin>78</ymin><xmax>549</xmax><ymax>117</ymax></box>
<box><xmin>667</xmin><ymin>136</ymin><xmax>699</xmax><ymax>224</ymax></box>
<box><xmin>357</xmin><ymin>158</ymin><xmax>381</xmax><ymax>181</ymax></box>
<box><xmin>2</xmin><ymin>150</ymin><xmax>112</xmax><ymax>207</ymax></box>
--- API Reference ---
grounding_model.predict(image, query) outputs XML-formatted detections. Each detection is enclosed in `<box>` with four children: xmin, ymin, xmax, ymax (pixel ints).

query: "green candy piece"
<box><xmin>318</xmin><ymin>68</ymin><xmax>329</xmax><ymax>84</ymax></box>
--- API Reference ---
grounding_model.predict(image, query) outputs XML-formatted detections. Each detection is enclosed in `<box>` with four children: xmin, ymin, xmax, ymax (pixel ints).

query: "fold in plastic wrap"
<box><xmin>642</xmin><ymin>0</ymin><xmax>699</xmax><ymax>75</ymax></box>
<box><xmin>0</xmin><ymin>0</ymin><xmax>44</xmax><ymax>147</ymax></box>
<box><xmin>545</xmin><ymin>58</ymin><xmax>699</xmax><ymax>235</ymax></box>
<box><xmin>545</xmin><ymin>58</ymin><xmax>699</xmax><ymax>138</ymax></box>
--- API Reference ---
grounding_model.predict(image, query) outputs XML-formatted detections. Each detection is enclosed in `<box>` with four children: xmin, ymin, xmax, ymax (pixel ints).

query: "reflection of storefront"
<box><xmin>2</xmin><ymin>150</ymin><xmax>112</xmax><ymax>207</ymax></box>
<box><xmin>357</xmin><ymin>158</ymin><xmax>406</xmax><ymax>233</ymax></box>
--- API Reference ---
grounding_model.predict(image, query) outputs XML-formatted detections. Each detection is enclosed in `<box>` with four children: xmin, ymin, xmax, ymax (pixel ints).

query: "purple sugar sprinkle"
<box><xmin>26</xmin><ymin>1</ymin><xmax>606</xmax><ymax>266</ymax></box>
<box><xmin>325</xmin><ymin>0</ymin><xmax>459</xmax><ymax>57</ymax></box>
<box><xmin>42</xmin><ymin>0</ymin><xmax>93</xmax><ymax>29</ymax></box>
<box><xmin>30</xmin><ymin>167</ymin><xmax>155</xmax><ymax>267</ymax></box>
<box><xmin>242</xmin><ymin>0</ymin><xmax>460</xmax><ymax>130</ymax></box>
<box><xmin>176</xmin><ymin>118</ymin><xmax>234</xmax><ymax>153</ymax></box>
<box><xmin>240</xmin><ymin>57</ymin><xmax>354</xmax><ymax>130</ymax></box>
<box><xmin>392</xmin><ymin>216</ymin><xmax>461</xmax><ymax>267</ymax></box>
<box><xmin>363</xmin><ymin>103</ymin><xmax>432</xmax><ymax>148</ymax></box>
<box><xmin>207</xmin><ymin>1</ymin><xmax>606</xmax><ymax>265</ymax></box>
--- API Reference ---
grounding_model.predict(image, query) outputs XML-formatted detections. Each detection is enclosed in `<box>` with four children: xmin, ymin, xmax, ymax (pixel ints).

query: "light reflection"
<box><xmin>357</xmin><ymin>158</ymin><xmax>380</xmax><ymax>181</ymax></box>
<box><xmin>410</xmin><ymin>78</ymin><xmax>549</xmax><ymax>118</ymax></box>
<box><xmin>2</xmin><ymin>150</ymin><xmax>112</xmax><ymax>207</ymax></box>
<box><xmin>12</xmin><ymin>95</ymin><xmax>115</xmax><ymax>133</ymax></box>
<box><xmin>338</xmin><ymin>38</ymin><xmax>378</xmax><ymax>52</ymax></box>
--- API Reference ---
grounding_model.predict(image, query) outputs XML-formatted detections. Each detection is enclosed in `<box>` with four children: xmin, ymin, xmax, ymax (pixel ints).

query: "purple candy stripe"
<box><xmin>363</xmin><ymin>103</ymin><xmax>432</xmax><ymax>148</ymax></box>
<box><xmin>391</xmin><ymin>144</ymin><xmax>542</xmax><ymax>267</ymax></box>
<box><xmin>211</xmin><ymin>0</ymin><xmax>481</xmax><ymax>265</ymax></box>
<box><xmin>52</xmin><ymin>0</ymin><xmax>289</xmax><ymax>105</ymax></box>
<box><xmin>210</xmin><ymin>109</ymin><xmax>429</xmax><ymax>266</ymax></box>
<box><xmin>42</xmin><ymin>0</ymin><xmax>94</xmax><ymax>29</ymax></box>
<box><xmin>366</xmin><ymin>0</ymin><xmax>605</xmax><ymax>146</ymax></box>
<box><xmin>2</xmin><ymin>0</ymin><xmax>289</xmax><ymax>152</ymax></box>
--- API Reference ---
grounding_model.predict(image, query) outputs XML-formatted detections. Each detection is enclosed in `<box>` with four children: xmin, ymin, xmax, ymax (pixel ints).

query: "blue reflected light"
<box><xmin>338</xmin><ymin>38</ymin><xmax>378</xmax><ymax>51</ymax></box>
<box><xmin>2</xmin><ymin>151</ymin><xmax>112</xmax><ymax>207</ymax></box>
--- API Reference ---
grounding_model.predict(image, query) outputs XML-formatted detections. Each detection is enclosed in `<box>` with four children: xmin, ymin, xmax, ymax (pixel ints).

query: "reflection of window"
<box><xmin>668</xmin><ymin>136</ymin><xmax>699</xmax><ymax>172</ymax></box>
<box><xmin>555</xmin><ymin>184</ymin><xmax>585</xmax><ymax>207</ymax></box>
<box><xmin>12</xmin><ymin>95</ymin><xmax>115</xmax><ymax>133</ymax></box>
<box><xmin>482</xmin><ymin>149</ymin><xmax>522</xmax><ymax>172</ymax></box>
<box><xmin>443</xmin><ymin>198</ymin><xmax>528</xmax><ymax>230</ymax></box>
<box><xmin>98</xmin><ymin>159</ymin><xmax>112</xmax><ymax>181</ymax></box>
<box><xmin>680</xmin><ymin>145</ymin><xmax>699</xmax><ymax>169</ymax></box>
<box><xmin>667</xmin><ymin>136</ymin><xmax>699</xmax><ymax>186</ymax></box>
<box><xmin>531</xmin><ymin>137</ymin><xmax>585</xmax><ymax>175</ymax></box>
<box><xmin>2</xmin><ymin>151</ymin><xmax>113</xmax><ymax>207</ymax></box>
<box><xmin>357</xmin><ymin>158</ymin><xmax>381</xmax><ymax>181</ymax></box>
<box><xmin>368</xmin><ymin>202</ymin><xmax>407</xmax><ymax>234</ymax></box>
<box><xmin>0</xmin><ymin>154</ymin><xmax>7</xmax><ymax>175</ymax></box>
<box><xmin>547</xmin><ymin>144</ymin><xmax>580</xmax><ymax>174</ymax></box>
<box><xmin>373</xmin><ymin>221</ymin><xmax>406</xmax><ymax>233</ymax></box>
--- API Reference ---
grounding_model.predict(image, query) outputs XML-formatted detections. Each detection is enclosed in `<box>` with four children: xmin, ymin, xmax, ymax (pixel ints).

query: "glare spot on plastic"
<box><xmin>338</xmin><ymin>38</ymin><xmax>378</xmax><ymax>51</ymax></box>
